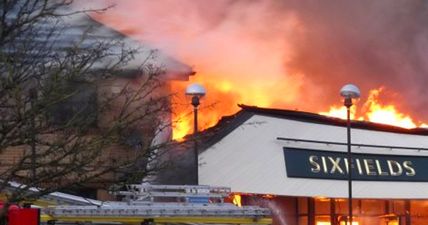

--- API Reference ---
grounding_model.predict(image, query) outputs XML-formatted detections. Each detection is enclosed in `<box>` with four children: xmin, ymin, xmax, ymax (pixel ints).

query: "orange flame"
<box><xmin>173</xmin><ymin>85</ymin><xmax>428</xmax><ymax>140</ymax></box>
<box><xmin>339</xmin><ymin>222</ymin><xmax>359</xmax><ymax>225</ymax></box>
<box><xmin>232</xmin><ymin>194</ymin><xmax>242</xmax><ymax>207</ymax></box>
<box><xmin>319</xmin><ymin>106</ymin><xmax>357</xmax><ymax>120</ymax></box>
<box><xmin>364</xmin><ymin>88</ymin><xmax>417</xmax><ymax>128</ymax></box>
<box><xmin>321</xmin><ymin>87</ymin><xmax>427</xmax><ymax>128</ymax></box>
<box><xmin>171</xmin><ymin>78</ymin><xmax>241</xmax><ymax>140</ymax></box>
<box><xmin>171</xmin><ymin>72</ymin><xmax>294</xmax><ymax>139</ymax></box>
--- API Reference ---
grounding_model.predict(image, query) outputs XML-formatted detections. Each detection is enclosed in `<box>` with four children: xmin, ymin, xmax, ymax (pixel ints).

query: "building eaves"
<box><xmin>87</xmin><ymin>17</ymin><xmax>195</xmax><ymax>80</ymax></box>
<box><xmin>192</xmin><ymin>104</ymin><xmax>428</xmax><ymax>152</ymax></box>
<box><xmin>239</xmin><ymin>104</ymin><xmax>428</xmax><ymax>135</ymax></box>
<box><xmin>199</xmin><ymin>110</ymin><xmax>254</xmax><ymax>149</ymax></box>
<box><xmin>2</xmin><ymin>8</ymin><xmax>194</xmax><ymax>80</ymax></box>
<box><xmin>175</xmin><ymin>109</ymin><xmax>254</xmax><ymax>154</ymax></box>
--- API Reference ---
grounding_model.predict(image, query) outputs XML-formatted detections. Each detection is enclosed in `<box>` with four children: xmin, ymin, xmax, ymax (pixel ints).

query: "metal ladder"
<box><xmin>42</xmin><ymin>184</ymin><xmax>272</xmax><ymax>224</ymax></box>
<box><xmin>116</xmin><ymin>184</ymin><xmax>231</xmax><ymax>203</ymax></box>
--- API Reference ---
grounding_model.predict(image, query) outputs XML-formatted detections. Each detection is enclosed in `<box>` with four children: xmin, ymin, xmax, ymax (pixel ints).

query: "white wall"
<box><xmin>199</xmin><ymin>114</ymin><xmax>428</xmax><ymax>199</ymax></box>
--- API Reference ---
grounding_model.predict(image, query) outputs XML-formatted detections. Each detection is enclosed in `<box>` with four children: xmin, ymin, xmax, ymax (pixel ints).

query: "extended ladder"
<box><xmin>42</xmin><ymin>184</ymin><xmax>272</xmax><ymax>224</ymax></box>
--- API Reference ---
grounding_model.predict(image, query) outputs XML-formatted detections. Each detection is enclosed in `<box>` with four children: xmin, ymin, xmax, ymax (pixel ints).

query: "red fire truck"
<box><xmin>0</xmin><ymin>202</ymin><xmax>39</xmax><ymax>225</ymax></box>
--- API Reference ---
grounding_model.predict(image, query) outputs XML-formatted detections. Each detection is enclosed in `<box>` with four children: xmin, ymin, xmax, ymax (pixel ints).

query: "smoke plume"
<box><xmin>93</xmin><ymin>0</ymin><xmax>428</xmax><ymax>121</ymax></box>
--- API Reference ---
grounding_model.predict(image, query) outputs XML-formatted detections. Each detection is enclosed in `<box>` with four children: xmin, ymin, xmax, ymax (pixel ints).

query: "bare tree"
<box><xmin>0</xmin><ymin>0</ymin><xmax>179</xmax><ymax>220</ymax></box>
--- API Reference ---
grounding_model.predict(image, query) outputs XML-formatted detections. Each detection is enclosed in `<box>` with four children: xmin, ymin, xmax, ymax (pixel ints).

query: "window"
<box><xmin>49</xmin><ymin>81</ymin><xmax>97</xmax><ymax>127</ymax></box>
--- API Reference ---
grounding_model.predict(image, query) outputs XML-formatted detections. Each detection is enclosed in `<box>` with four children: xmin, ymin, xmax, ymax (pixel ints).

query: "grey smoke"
<box><xmin>95</xmin><ymin>0</ymin><xmax>428</xmax><ymax>121</ymax></box>
<box><xmin>281</xmin><ymin>0</ymin><xmax>428</xmax><ymax>120</ymax></box>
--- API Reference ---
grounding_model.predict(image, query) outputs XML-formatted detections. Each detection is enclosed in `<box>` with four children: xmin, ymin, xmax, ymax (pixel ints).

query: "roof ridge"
<box><xmin>238</xmin><ymin>104</ymin><xmax>428</xmax><ymax>135</ymax></box>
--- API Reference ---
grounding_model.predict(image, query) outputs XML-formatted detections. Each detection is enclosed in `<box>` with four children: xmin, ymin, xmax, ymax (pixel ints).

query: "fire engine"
<box><xmin>0</xmin><ymin>201</ymin><xmax>39</xmax><ymax>225</ymax></box>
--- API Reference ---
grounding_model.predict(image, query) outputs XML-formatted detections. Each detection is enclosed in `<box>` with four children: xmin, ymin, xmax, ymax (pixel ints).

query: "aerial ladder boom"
<box><xmin>42</xmin><ymin>184</ymin><xmax>272</xmax><ymax>224</ymax></box>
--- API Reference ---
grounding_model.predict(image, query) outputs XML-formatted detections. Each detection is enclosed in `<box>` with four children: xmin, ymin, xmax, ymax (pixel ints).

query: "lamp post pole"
<box><xmin>340</xmin><ymin>84</ymin><xmax>360</xmax><ymax>225</ymax></box>
<box><xmin>191</xmin><ymin>96</ymin><xmax>200</xmax><ymax>185</ymax></box>
<box><xmin>345</xmin><ymin>97</ymin><xmax>353</xmax><ymax>225</ymax></box>
<box><xmin>186</xmin><ymin>83</ymin><xmax>206</xmax><ymax>185</ymax></box>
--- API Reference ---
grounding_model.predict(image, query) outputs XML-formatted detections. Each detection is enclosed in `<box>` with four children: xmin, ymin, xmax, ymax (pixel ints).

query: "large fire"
<box><xmin>86</xmin><ymin>1</ymin><xmax>428</xmax><ymax>140</ymax></box>
<box><xmin>170</xmin><ymin>67</ymin><xmax>303</xmax><ymax>140</ymax></box>
<box><xmin>174</xmin><ymin>86</ymin><xmax>428</xmax><ymax>140</ymax></box>
<box><xmin>171</xmin><ymin>77</ymin><xmax>240</xmax><ymax>140</ymax></box>
<box><xmin>320</xmin><ymin>88</ymin><xmax>428</xmax><ymax>129</ymax></box>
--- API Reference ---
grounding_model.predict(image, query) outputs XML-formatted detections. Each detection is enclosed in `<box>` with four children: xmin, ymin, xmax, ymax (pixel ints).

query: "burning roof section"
<box><xmin>197</xmin><ymin>104</ymin><xmax>428</xmax><ymax>151</ymax></box>
<box><xmin>157</xmin><ymin>104</ymin><xmax>428</xmax><ymax>185</ymax></box>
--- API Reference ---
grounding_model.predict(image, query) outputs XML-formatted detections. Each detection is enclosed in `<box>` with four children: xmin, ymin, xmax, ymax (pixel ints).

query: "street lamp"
<box><xmin>340</xmin><ymin>84</ymin><xmax>360</xmax><ymax>225</ymax></box>
<box><xmin>185</xmin><ymin>83</ymin><xmax>206</xmax><ymax>185</ymax></box>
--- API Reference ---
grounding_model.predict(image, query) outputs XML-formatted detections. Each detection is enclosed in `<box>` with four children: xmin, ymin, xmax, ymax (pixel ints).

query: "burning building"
<box><xmin>69</xmin><ymin>2</ymin><xmax>428</xmax><ymax>216</ymax></box>
<box><xmin>0</xmin><ymin>3</ymin><xmax>194</xmax><ymax>200</ymax></box>
<box><xmin>92</xmin><ymin>0</ymin><xmax>428</xmax><ymax>140</ymax></box>
<box><xmin>193</xmin><ymin>104</ymin><xmax>428</xmax><ymax>225</ymax></box>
